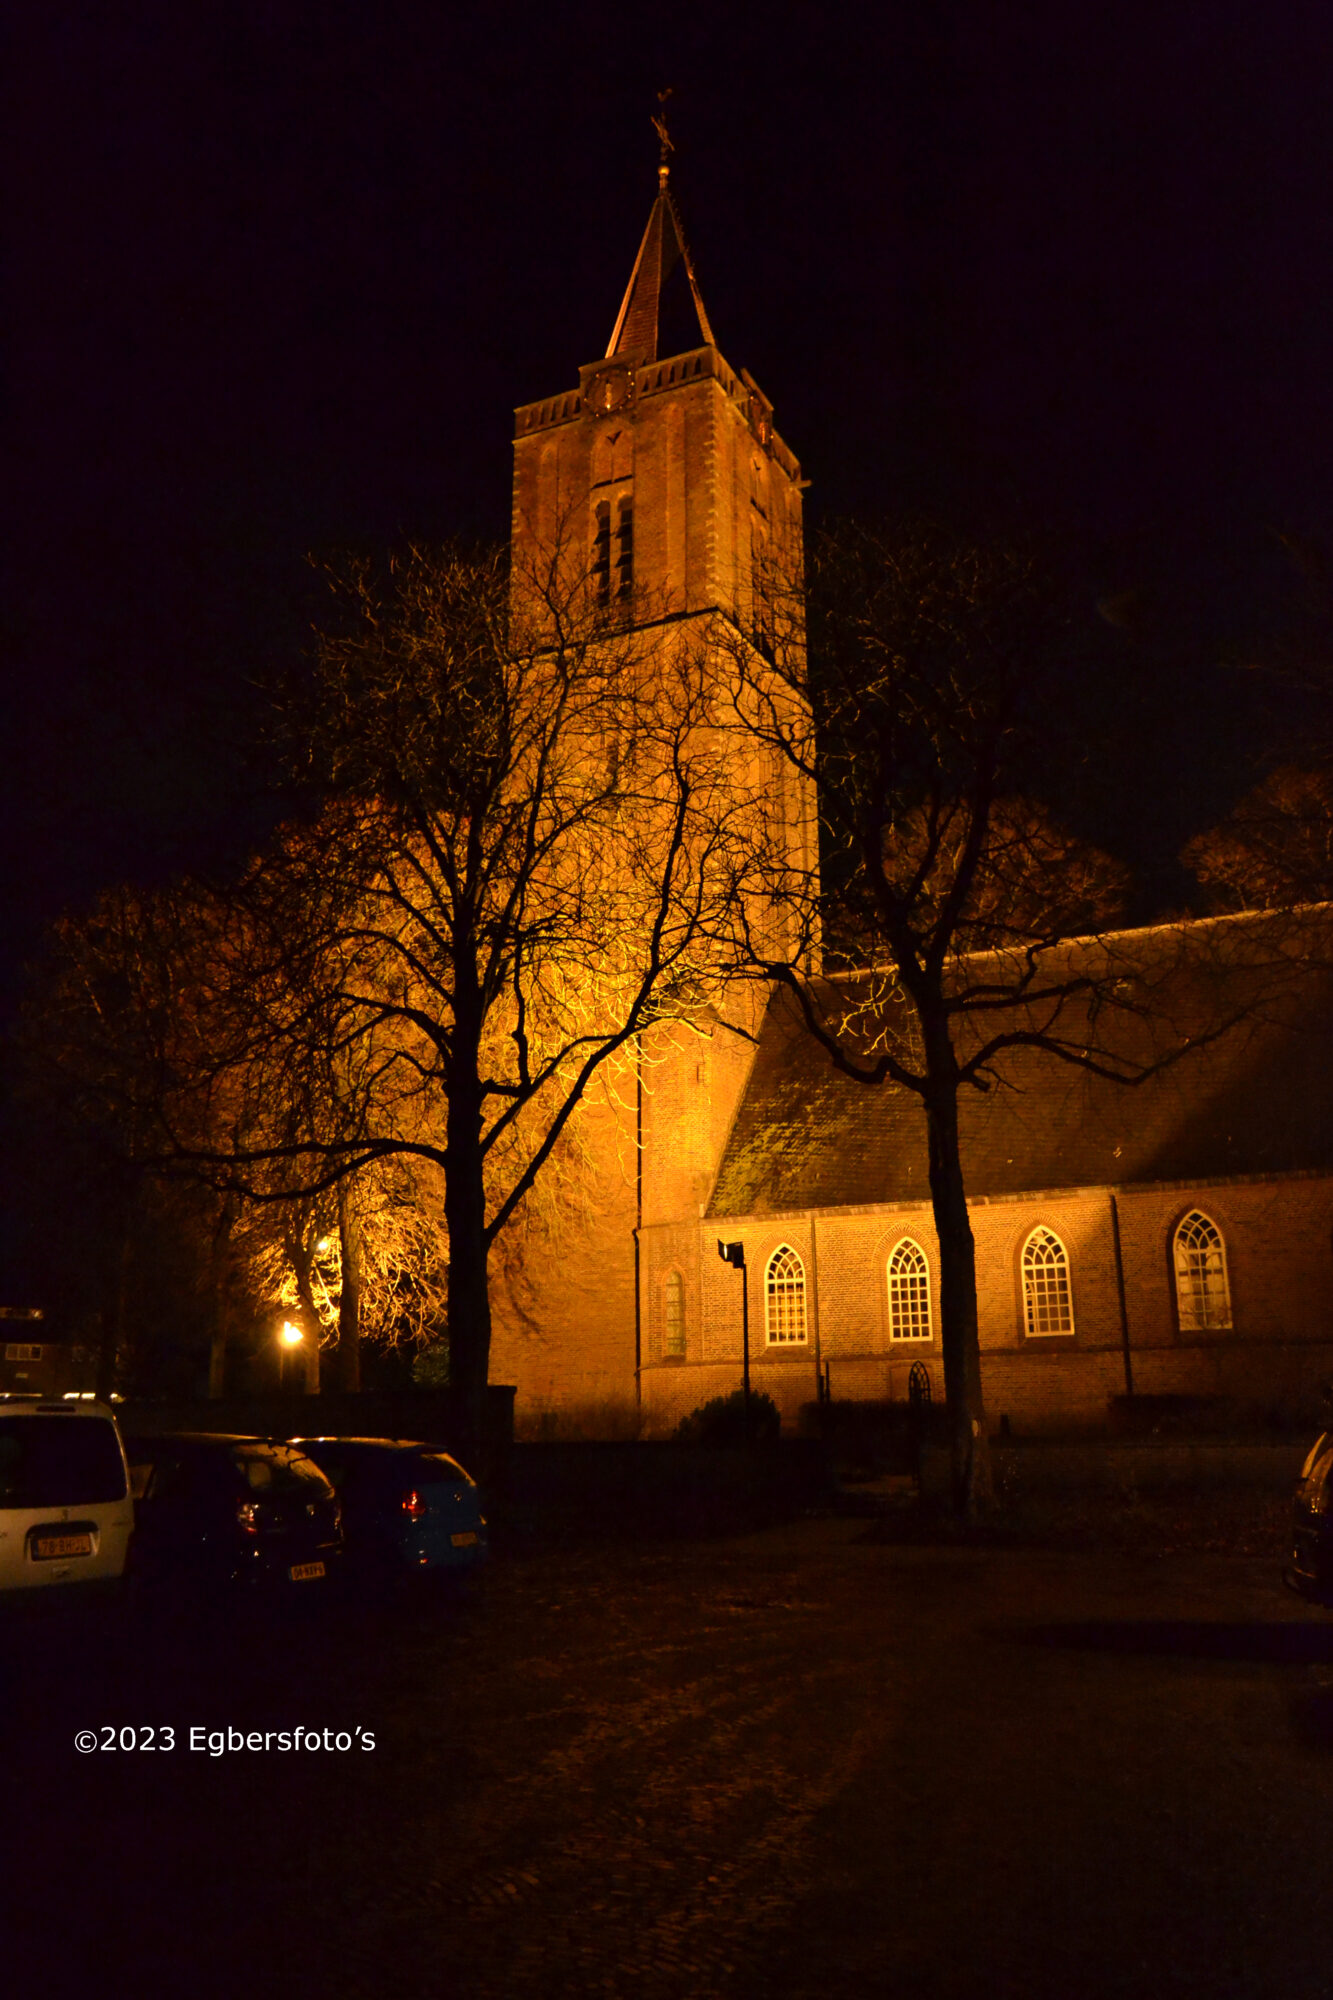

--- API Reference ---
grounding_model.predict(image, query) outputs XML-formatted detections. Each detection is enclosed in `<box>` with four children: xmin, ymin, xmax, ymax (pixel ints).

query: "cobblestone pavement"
<box><xmin>11</xmin><ymin>1516</ymin><xmax>1333</xmax><ymax>1999</ymax></box>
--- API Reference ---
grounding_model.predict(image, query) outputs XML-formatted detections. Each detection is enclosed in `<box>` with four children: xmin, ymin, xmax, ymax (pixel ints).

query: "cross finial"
<box><xmin>652</xmin><ymin>88</ymin><xmax>674</xmax><ymax>191</ymax></box>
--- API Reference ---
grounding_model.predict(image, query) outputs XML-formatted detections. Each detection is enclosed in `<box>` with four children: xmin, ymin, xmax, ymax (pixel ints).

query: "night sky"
<box><xmin>7</xmin><ymin>2</ymin><xmax>1333</xmax><ymax>998</ymax></box>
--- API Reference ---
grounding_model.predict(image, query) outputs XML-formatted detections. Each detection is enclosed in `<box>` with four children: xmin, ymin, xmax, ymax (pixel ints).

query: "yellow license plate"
<box><xmin>450</xmin><ymin>1531</ymin><xmax>478</xmax><ymax>1548</ymax></box>
<box><xmin>288</xmin><ymin>1561</ymin><xmax>325</xmax><ymax>1581</ymax></box>
<box><xmin>34</xmin><ymin>1533</ymin><xmax>93</xmax><ymax>1560</ymax></box>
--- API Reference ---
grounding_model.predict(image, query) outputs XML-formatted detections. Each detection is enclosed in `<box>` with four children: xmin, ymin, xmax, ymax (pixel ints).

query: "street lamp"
<box><xmin>716</xmin><ymin>1241</ymin><xmax>751</xmax><ymax>1443</ymax></box>
<box><xmin>279</xmin><ymin>1319</ymin><xmax>304</xmax><ymax>1390</ymax></box>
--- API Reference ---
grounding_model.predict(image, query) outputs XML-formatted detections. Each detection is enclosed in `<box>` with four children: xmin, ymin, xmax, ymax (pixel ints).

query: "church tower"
<box><xmin>493</xmin><ymin>147</ymin><xmax>812</xmax><ymax>1439</ymax></box>
<box><xmin>511</xmin><ymin>162</ymin><xmax>805</xmax><ymax>648</ymax></box>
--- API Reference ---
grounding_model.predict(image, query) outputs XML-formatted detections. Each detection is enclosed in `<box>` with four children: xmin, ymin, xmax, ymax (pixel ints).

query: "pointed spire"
<box><xmin>606</xmin><ymin>96</ymin><xmax>715</xmax><ymax>363</ymax></box>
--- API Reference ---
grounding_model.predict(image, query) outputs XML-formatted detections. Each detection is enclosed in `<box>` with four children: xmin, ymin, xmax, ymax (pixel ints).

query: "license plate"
<box><xmin>33</xmin><ymin>1533</ymin><xmax>93</xmax><ymax>1560</ymax></box>
<box><xmin>450</xmin><ymin>1531</ymin><xmax>478</xmax><ymax>1548</ymax></box>
<box><xmin>288</xmin><ymin>1561</ymin><xmax>325</xmax><ymax>1581</ymax></box>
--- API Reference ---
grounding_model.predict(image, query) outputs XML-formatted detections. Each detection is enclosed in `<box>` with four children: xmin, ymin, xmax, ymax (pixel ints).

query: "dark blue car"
<box><xmin>290</xmin><ymin>1437</ymin><xmax>488</xmax><ymax>1587</ymax></box>
<box><xmin>124</xmin><ymin>1434</ymin><xmax>343</xmax><ymax>1600</ymax></box>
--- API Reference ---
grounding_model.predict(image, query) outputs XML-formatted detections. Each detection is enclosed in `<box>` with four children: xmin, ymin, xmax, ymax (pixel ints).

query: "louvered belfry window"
<box><xmin>592</xmin><ymin>501</ymin><xmax>612</xmax><ymax>603</ymax></box>
<box><xmin>1174</xmin><ymin>1211</ymin><xmax>1232</xmax><ymax>1330</ymax></box>
<box><xmin>888</xmin><ymin>1240</ymin><xmax>932</xmax><ymax>1341</ymax></box>
<box><xmin>615</xmin><ymin>496</ymin><xmax>634</xmax><ymax>599</ymax></box>
<box><xmin>765</xmin><ymin>1245</ymin><xmax>807</xmax><ymax>1345</ymax></box>
<box><xmin>1022</xmin><ymin>1227</ymin><xmax>1074</xmax><ymax>1336</ymax></box>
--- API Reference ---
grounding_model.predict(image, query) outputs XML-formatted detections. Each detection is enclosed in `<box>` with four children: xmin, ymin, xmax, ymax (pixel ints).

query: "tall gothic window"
<box><xmin>765</xmin><ymin>1245</ymin><xmax>807</xmax><ymax>1346</ymax></box>
<box><xmin>1173</xmin><ymin>1211</ymin><xmax>1232</xmax><ymax>1330</ymax></box>
<box><xmin>1022</xmin><ymin>1227</ymin><xmax>1074</xmax><ymax>1336</ymax></box>
<box><xmin>887</xmin><ymin>1240</ymin><xmax>932</xmax><ymax>1341</ymax></box>
<box><xmin>663</xmin><ymin>1271</ymin><xmax>686</xmax><ymax>1358</ymax></box>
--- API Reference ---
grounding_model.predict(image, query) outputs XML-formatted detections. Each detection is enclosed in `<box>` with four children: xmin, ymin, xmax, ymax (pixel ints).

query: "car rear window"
<box><xmin>0</xmin><ymin>1417</ymin><xmax>127</xmax><ymax>1507</ymax></box>
<box><xmin>232</xmin><ymin>1448</ymin><xmax>333</xmax><ymax>1496</ymax></box>
<box><xmin>410</xmin><ymin>1453</ymin><xmax>473</xmax><ymax>1487</ymax></box>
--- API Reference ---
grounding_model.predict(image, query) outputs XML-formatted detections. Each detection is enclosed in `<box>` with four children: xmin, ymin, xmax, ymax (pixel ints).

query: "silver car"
<box><xmin>0</xmin><ymin>1399</ymin><xmax>134</xmax><ymax>1595</ymax></box>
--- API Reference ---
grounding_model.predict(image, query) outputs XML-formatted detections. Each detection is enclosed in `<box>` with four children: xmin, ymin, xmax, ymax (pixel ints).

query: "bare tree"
<box><xmin>147</xmin><ymin>541</ymin><xmax>758</xmax><ymax>1451</ymax></box>
<box><xmin>720</xmin><ymin>518</ymin><xmax>1253</xmax><ymax>1514</ymax></box>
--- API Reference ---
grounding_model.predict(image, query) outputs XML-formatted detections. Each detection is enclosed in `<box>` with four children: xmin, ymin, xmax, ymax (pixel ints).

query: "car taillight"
<box><xmin>402</xmin><ymin>1489</ymin><xmax>427</xmax><ymax>1520</ymax></box>
<box><xmin>236</xmin><ymin>1500</ymin><xmax>260</xmax><ymax>1535</ymax></box>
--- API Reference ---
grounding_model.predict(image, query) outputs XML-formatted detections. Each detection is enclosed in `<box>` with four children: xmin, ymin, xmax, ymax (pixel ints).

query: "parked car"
<box><xmin>290</xmin><ymin>1437</ymin><xmax>488</xmax><ymax>1587</ymax></box>
<box><xmin>0</xmin><ymin>1398</ymin><xmax>134</xmax><ymax>1596</ymax></box>
<box><xmin>1284</xmin><ymin>1431</ymin><xmax>1333</xmax><ymax>1604</ymax></box>
<box><xmin>124</xmin><ymin>1434</ymin><xmax>342</xmax><ymax>1600</ymax></box>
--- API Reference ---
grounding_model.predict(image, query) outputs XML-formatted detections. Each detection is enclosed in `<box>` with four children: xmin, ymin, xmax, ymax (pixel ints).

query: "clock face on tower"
<box><xmin>586</xmin><ymin>367</ymin><xmax>634</xmax><ymax>415</ymax></box>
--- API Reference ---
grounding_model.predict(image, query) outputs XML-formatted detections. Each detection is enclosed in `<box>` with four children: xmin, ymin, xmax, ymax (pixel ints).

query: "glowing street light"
<box><xmin>278</xmin><ymin>1318</ymin><xmax>305</xmax><ymax>1391</ymax></box>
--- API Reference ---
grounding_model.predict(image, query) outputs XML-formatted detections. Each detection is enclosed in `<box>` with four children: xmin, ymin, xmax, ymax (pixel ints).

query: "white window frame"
<box><xmin>887</xmin><ymin>1239</ymin><xmax>932</xmax><ymax>1342</ymax></box>
<box><xmin>1021</xmin><ymin>1226</ymin><xmax>1075</xmax><ymax>1337</ymax></box>
<box><xmin>765</xmin><ymin>1245</ymin><xmax>807</xmax><ymax>1346</ymax></box>
<box><xmin>1173</xmin><ymin>1210</ymin><xmax>1232</xmax><ymax>1331</ymax></box>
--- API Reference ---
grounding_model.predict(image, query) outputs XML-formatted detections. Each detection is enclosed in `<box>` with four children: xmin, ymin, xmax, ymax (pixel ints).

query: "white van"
<box><xmin>0</xmin><ymin>1399</ymin><xmax>134</xmax><ymax>1593</ymax></box>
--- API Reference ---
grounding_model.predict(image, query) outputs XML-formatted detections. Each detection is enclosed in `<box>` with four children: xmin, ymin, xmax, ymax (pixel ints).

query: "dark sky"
<box><xmin>6</xmin><ymin>2</ymin><xmax>1333</xmax><ymax>988</ymax></box>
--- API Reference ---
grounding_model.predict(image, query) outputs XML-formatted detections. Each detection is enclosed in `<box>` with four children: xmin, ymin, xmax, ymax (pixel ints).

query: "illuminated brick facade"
<box><xmin>489</xmin><ymin>181</ymin><xmax>1333</xmax><ymax>1439</ymax></box>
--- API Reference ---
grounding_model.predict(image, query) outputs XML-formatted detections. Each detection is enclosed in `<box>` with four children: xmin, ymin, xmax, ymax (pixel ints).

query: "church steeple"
<box><xmin>606</xmin><ymin>187</ymin><xmax>715</xmax><ymax>363</ymax></box>
<box><xmin>606</xmin><ymin>92</ymin><xmax>715</xmax><ymax>364</ymax></box>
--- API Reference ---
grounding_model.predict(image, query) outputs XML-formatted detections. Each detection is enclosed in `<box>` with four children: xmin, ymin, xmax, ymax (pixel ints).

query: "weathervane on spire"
<box><xmin>652</xmin><ymin>88</ymin><xmax>674</xmax><ymax>191</ymax></box>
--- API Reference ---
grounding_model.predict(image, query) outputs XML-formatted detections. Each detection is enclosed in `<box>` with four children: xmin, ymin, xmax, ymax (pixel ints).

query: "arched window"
<box><xmin>765</xmin><ymin>1245</ymin><xmax>807</xmax><ymax>1346</ymax></box>
<box><xmin>1173</xmin><ymin>1211</ymin><xmax>1232</xmax><ymax>1330</ymax></box>
<box><xmin>663</xmin><ymin>1271</ymin><xmax>686</xmax><ymax>1358</ymax></box>
<box><xmin>888</xmin><ymin>1240</ymin><xmax>932</xmax><ymax>1341</ymax></box>
<box><xmin>1022</xmin><ymin>1227</ymin><xmax>1074</xmax><ymax>1336</ymax></box>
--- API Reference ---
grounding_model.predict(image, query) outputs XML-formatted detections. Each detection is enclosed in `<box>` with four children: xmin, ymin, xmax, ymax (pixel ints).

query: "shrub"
<box><xmin>411</xmin><ymin>1342</ymin><xmax>450</xmax><ymax>1391</ymax></box>
<box><xmin>673</xmin><ymin>1388</ymin><xmax>781</xmax><ymax>1448</ymax></box>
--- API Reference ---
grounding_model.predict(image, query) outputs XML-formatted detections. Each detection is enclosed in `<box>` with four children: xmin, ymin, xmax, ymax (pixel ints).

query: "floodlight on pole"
<box><xmin>716</xmin><ymin>1240</ymin><xmax>752</xmax><ymax>1442</ymax></box>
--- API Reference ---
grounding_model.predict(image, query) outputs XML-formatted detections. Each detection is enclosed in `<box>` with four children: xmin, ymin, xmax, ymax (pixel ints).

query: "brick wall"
<box><xmin>636</xmin><ymin>1171</ymin><xmax>1333</xmax><ymax>1437</ymax></box>
<box><xmin>487</xmin><ymin>1075</ymin><xmax>640</xmax><ymax>1440</ymax></box>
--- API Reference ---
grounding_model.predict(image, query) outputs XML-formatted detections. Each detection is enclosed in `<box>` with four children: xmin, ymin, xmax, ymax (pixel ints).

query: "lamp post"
<box><xmin>717</xmin><ymin>1241</ymin><xmax>751</xmax><ymax>1444</ymax></box>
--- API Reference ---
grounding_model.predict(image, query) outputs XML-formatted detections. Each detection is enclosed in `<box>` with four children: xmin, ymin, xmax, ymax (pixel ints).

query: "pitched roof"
<box><xmin>607</xmin><ymin>189</ymin><xmax>716</xmax><ymax>363</ymax></box>
<box><xmin>708</xmin><ymin>916</ymin><xmax>1333</xmax><ymax>1218</ymax></box>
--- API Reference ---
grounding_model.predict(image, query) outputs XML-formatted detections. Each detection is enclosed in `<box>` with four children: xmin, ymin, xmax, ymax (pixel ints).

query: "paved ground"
<box><xmin>9</xmin><ymin>1510</ymin><xmax>1333</xmax><ymax>1999</ymax></box>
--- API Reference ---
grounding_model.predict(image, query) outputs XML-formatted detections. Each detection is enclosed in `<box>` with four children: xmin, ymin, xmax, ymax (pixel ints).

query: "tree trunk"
<box><xmin>335</xmin><ymin>1180</ymin><xmax>363</xmax><ymax>1393</ymax></box>
<box><xmin>286</xmin><ymin>1236</ymin><xmax>322</xmax><ymax>1394</ymax></box>
<box><xmin>208</xmin><ymin>1301</ymin><xmax>231</xmax><ymax>1400</ymax></box>
<box><xmin>923</xmin><ymin>1058</ymin><xmax>993</xmax><ymax>1517</ymax></box>
<box><xmin>96</xmin><ymin>1211</ymin><xmax>133</xmax><ymax>1403</ymax></box>
<box><xmin>444</xmin><ymin>1056</ymin><xmax>492</xmax><ymax>1471</ymax></box>
<box><xmin>207</xmin><ymin>1198</ymin><xmax>237</xmax><ymax>1399</ymax></box>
